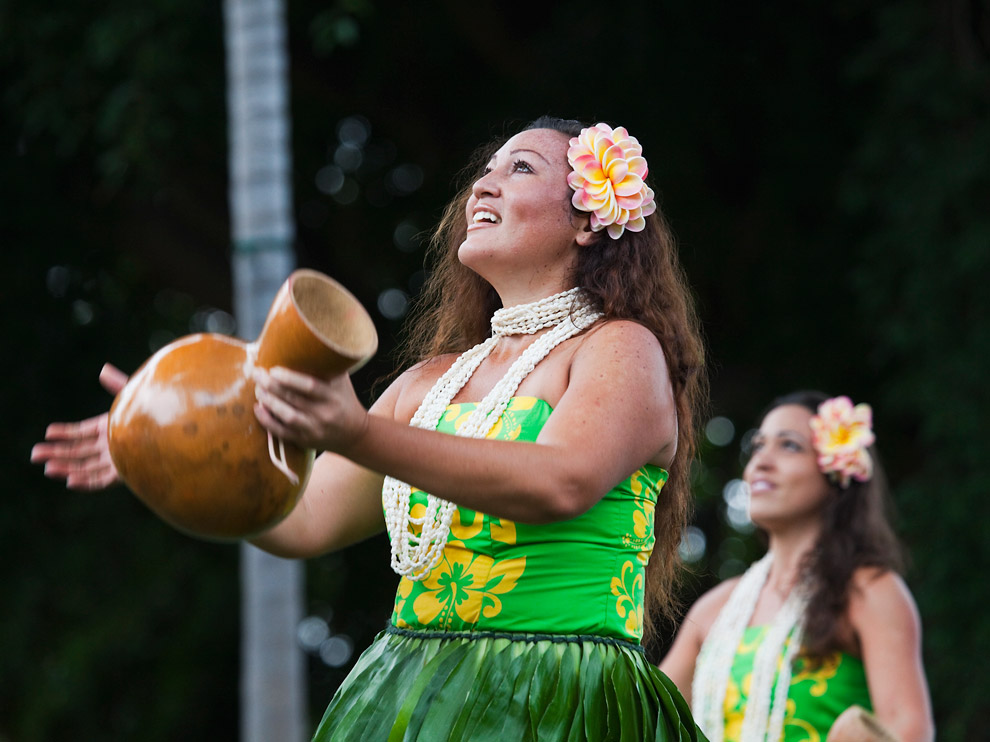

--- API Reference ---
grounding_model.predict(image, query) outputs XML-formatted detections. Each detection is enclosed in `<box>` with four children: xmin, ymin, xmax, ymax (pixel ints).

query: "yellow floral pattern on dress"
<box><xmin>738</xmin><ymin>628</ymin><xmax>764</xmax><ymax>654</ymax></box>
<box><xmin>792</xmin><ymin>654</ymin><xmax>841</xmax><ymax>698</ymax></box>
<box><xmin>610</xmin><ymin>560</ymin><xmax>644</xmax><ymax>636</ymax></box>
<box><xmin>608</xmin><ymin>467</ymin><xmax>664</xmax><ymax>639</ymax></box>
<box><xmin>409</xmin><ymin>540</ymin><xmax>526</xmax><ymax>629</ymax></box>
<box><xmin>723</xmin><ymin>675</ymin><xmax>744</xmax><ymax>742</ymax></box>
<box><xmin>627</xmin><ymin>469</ymin><xmax>659</xmax><ymax>566</ymax></box>
<box><xmin>388</xmin><ymin>397</ymin><xmax>670</xmax><ymax>641</ymax></box>
<box><xmin>783</xmin><ymin>697</ymin><xmax>821</xmax><ymax>742</ymax></box>
<box><xmin>391</xmin><ymin>398</ymin><xmax>535</xmax><ymax>631</ymax></box>
<box><xmin>393</xmin><ymin>574</ymin><xmax>413</xmax><ymax>621</ymax></box>
<box><xmin>722</xmin><ymin>626</ymin><xmax>872</xmax><ymax>742</ymax></box>
<box><xmin>445</xmin><ymin>396</ymin><xmax>537</xmax><ymax>441</ymax></box>
<box><xmin>394</xmin><ymin>505</ymin><xmax>527</xmax><ymax>629</ymax></box>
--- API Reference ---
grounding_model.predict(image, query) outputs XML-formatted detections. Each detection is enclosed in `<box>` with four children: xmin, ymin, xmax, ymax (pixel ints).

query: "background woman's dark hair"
<box><xmin>761</xmin><ymin>390</ymin><xmax>906</xmax><ymax>658</ymax></box>
<box><xmin>398</xmin><ymin>115</ymin><xmax>708</xmax><ymax>645</ymax></box>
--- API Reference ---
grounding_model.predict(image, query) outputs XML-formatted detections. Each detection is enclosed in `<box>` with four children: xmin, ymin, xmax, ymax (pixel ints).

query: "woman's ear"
<box><xmin>574</xmin><ymin>216</ymin><xmax>598</xmax><ymax>247</ymax></box>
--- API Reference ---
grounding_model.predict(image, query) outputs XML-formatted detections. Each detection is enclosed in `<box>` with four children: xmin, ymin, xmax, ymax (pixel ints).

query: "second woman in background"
<box><xmin>660</xmin><ymin>391</ymin><xmax>934</xmax><ymax>742</ymax></box>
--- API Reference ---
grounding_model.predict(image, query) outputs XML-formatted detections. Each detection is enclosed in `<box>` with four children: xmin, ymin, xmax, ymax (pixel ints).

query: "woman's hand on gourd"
<box><xmin>253</xmin><ymin>366</ymin><xmax>368</xmax><ymax>453</ymax></box>
<box><xmin>30</xmin><ymin>363</ymin><xmax>128</xmax><ymax>491</ymax></box>
<box><xmin>827</xmin><ymin>705</ymin><xmax>899</xmax><ymax>742</ymax></box>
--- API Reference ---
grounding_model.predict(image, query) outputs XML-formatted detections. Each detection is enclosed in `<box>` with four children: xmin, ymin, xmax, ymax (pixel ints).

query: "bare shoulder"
<box><xmin>570</xmin><ymin>319</ymin><xmax>669</xmax><ymax>381</ymax></box>
<box><xmin>691</xmin><ymin>577</ymin><xmax>740</xmax><ymax>618</ymax></box>
<box><xmin>382</xmin><ymin>354</ymin><xmax>459</xmax><ymax>423</ymax></box>
<box><xmin>398</xmin><ymin>354</ymin><xmax>458</xmax><ymax>385</ymax></box>
<box><xmin>578</xmin><ymin>318</ymin><xmax>665</xmax><ymax>354</ymax></box>
<box><xmin>847</xmin><ymin>568</ymin><xmax>921</xmax><ymax>629</ymax></box>
<box><xmin>681</xmin><ymin>577</ymin><xmax>741</xmax><ymax>640</ymax></box>
<box><xmin>849</xmin><ymin>567</ymin><xmax>914</xmax><ymax>603</ymax></box>
<box><xmin>659</xmin><ymin>575</ymin><xmax>739</xmax><ymax>694</ymax></box>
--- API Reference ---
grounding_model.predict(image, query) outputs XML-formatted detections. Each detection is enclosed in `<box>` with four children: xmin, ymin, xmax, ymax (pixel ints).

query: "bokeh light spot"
<box><xmin>318</xmin><ymin>634</ymin><xmax>354</xmax><ymax>668</ymax></box>
<box><xmin>705</xmin><ymin>416</ymin><xmax>735</xmax><ymax>446</ymax></box>
<box><xmin>377</xmin><ymin>288</ymin><xmax>408</xmax><ymax>320</ymax></box>
<box><xmin>678</xmin><ymin>525</ymin><xmax>707</xmax><ymax>563</ymax></box>
<box><xmin>296</xmin><ymin>616</ymin><xmax>330</xmax><ymax>652</ymax></box>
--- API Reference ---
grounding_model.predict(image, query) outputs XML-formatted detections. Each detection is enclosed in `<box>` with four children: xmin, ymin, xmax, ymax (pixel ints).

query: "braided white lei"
<box><xmin>692</xmin><ymin>552</ymin><xmax>809</xmax><ymax>742</ymax></box>
<box><xmin>382</xmin><ymin>287</ymin><xmax>603</xmax><ymax>581</ymax></box>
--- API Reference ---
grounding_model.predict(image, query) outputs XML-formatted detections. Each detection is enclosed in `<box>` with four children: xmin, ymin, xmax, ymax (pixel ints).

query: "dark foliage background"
<box><xmin>2</xmin><ymin>0</ymin><xmax>987</xmax><ymax>739</ymax></box>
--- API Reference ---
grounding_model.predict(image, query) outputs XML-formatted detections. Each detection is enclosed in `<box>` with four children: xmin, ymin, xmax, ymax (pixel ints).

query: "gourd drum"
<box><xmin>107</xmin><ymin>269</ymin><xmax>378</xmax><ymax>541</ymax></box>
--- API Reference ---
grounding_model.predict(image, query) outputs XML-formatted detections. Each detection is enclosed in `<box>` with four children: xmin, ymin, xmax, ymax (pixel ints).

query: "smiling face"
<box><xmin>458</xmin><ymin>128</ymin><xmax>594</xmax><ymax>302</ymax></box>
<box><xmin>744</xmin><ymin>404</ymin><xmax>833</xmax><ymax>532</ymax></box>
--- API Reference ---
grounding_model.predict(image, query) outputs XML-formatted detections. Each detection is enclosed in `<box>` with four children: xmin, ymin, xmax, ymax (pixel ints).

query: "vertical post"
<box><xmin>222</xmin><ymin>0</ymin><xmax>306</xmax><ymax>740</ymax></box>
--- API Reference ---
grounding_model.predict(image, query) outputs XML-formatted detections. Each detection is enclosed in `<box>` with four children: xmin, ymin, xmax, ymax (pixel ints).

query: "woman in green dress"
<box><xmin>659</xmin><ymin>391</ymin><xmax>933</xmax><ymax>742</ymax></box>
<box><xmin>34</xmin><ymin>117</ymin><xmax>707</xmax><ymax>740</ymax></box>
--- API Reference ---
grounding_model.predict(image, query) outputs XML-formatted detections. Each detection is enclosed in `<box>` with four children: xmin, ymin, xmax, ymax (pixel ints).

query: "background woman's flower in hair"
<box><xmin>567</xmin><ymin>123</ymin><xmax>656</xmax><ymax>239</ymax></box>
<box><xmin>809</xmin><ymin>396</ymin><xmax>875</xmax><ymax>487</ymax></box>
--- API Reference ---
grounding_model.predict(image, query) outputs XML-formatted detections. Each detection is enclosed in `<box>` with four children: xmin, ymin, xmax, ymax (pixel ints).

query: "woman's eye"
<box><xmin>782</xmin><ymin>439</ymin><xmax>802</xmax><ymax>452</ymax></box>
<box><xmin>512</xmin><ymin>160</ymin><xmax>533</xmax><ymax>173</ymax></box>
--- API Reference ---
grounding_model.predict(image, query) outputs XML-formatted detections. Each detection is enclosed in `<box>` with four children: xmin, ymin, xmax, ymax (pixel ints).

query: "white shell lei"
<box><xmin>382</xmin><ymin>287</ymin><xmax>603</xmax><ymax>581</ymax></box>
<box><xmin>691</xmin><ymin>552</ymin><xmax>809</xmax><ymax>742</ymax></box>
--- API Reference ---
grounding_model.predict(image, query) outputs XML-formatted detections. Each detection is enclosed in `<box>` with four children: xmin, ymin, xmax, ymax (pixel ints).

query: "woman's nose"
<box><xmin>747</xmin><ymin>447</ymin><xmax>772</xmax><ymax>473</ymax></box>
<box><xmin>472</xmin><ymin>170</ymin><xmax>499</xmax><ymax>198</ymax></box>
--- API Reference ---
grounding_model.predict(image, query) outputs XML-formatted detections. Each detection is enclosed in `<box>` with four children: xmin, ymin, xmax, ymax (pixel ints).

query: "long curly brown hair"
<box><xmin>759</xmin><ymin>390</ymin><xmax>906</xmax><ymax>657</ymax></box>
<box><xmin>396</xmin><ymin>116</ymin><xmax>708</xmax><ymax>643</ymax></box>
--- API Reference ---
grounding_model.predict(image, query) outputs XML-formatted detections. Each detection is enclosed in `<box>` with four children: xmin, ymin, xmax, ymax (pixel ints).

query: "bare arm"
<box><xmin>246</xmin><ymin>392</ymin><xmax>396</xmax><ymax>559</ymax></box>
<box><xmin>658</xmin><ymin>578</ymin><xmax>738</xmax><ymax>703</ymax></box>
<box><xmin>253</xmin><ymin>321</ymin><xmax>678</xmax><ymax>524</ymax></box>
<box><xmin>247</xmin><ymin>451</ymin><xmax>385</xmax><ymax>559</ymax></box>
<box><xmin>847</xmin><ymin>570</ymin><xmax>934</xmax><ymax>742</ymax></box>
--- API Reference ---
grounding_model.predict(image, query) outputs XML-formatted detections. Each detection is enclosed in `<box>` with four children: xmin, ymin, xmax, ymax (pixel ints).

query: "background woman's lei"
<box><xmin>566</xmin><ymin>123</ymin><xmax>656</xmax><ymax>239</ymax></box>
<box><xmin>809</xmin><ymin>396</ymin><xmax>875</xmax><ymax>487</ymax></box>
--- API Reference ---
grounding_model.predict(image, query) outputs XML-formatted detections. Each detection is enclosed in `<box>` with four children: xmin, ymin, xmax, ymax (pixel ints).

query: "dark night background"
<box><xmin>2</xmin><ymin>0</ymin><xmax>988</xmax><ymax>739</ymax></box>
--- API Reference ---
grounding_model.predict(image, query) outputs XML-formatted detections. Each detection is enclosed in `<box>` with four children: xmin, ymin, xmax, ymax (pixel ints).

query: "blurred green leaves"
<box><xmin>839</xmin><ymin>3</ymin><xmax>990</xmax><ymax>737</ymax></box>
<box><xmin>5</xmin><ymin>1</ymin><xmax>223</xmax><ymax>194</ymax></box>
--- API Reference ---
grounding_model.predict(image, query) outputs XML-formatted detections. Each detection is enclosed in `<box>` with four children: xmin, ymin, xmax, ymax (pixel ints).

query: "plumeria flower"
<box><xmin>567</xmin><ymin>123</ymin><xmax>656</xmax><ymax>240</ymax></box>
<box><xmin>809</xmin><ymin>396</ymin><xmax>875</xmax><ymax>487</ymax></box>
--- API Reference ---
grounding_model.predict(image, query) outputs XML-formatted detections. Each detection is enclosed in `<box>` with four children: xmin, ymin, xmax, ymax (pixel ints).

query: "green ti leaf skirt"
<box><xmin>312</xmin><ymin>625</ymin><xmax>705</xmax><ymax>742</ymax></box>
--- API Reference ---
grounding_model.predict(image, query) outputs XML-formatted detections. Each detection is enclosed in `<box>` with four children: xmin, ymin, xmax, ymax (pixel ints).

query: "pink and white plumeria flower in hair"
<box><xmin>566</xmin><ymin>123</ymin><xmax>656</xmax><ymax>240</ymax></box>
<box><xmin>809</xmin><ymin>396</ymin><xmax>875</xmax><ymax>488</ymax></box>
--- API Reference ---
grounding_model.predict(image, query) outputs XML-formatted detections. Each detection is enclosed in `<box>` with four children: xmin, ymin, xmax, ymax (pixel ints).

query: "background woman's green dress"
<box><xmin>721</xmin><ymin>626</ymin><xmax>872</xmax><ymax>742</ymax></box>
<box><xmin>312</xmin><ymin>397</ymin><xmax>703</xmax><ymax>741</ymax></box>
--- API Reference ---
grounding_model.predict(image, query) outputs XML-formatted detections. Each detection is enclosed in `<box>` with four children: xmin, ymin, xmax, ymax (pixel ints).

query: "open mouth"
<box><xmin>471</xmin><ymin>209</ymin><xmax>501</xmax><ymax>225</ymax></box>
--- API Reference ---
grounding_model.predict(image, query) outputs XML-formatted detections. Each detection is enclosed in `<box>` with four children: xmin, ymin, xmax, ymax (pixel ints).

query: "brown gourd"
<box><xmin>107</xmin><ymin>269</ymin><xmax>377</xmax><ymax>541</ymax></box>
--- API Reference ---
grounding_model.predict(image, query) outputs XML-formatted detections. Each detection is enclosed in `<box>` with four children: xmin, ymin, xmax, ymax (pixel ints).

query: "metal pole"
<box><xmin>222</xmin><ymin>0</ymin><xmax>306</xmax><ymax>739</ymax></box>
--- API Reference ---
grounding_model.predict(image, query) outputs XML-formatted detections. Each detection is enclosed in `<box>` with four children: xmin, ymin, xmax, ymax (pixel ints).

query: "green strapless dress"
<box><xmin>312</xmin><ymin>397</ymin><xmax>702</xmax><ymax>742</ymax></box>
<box><xmin>722</xmin><ymin>625</ymin><xmax>872</xmax><ymax>742</ymax></box>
